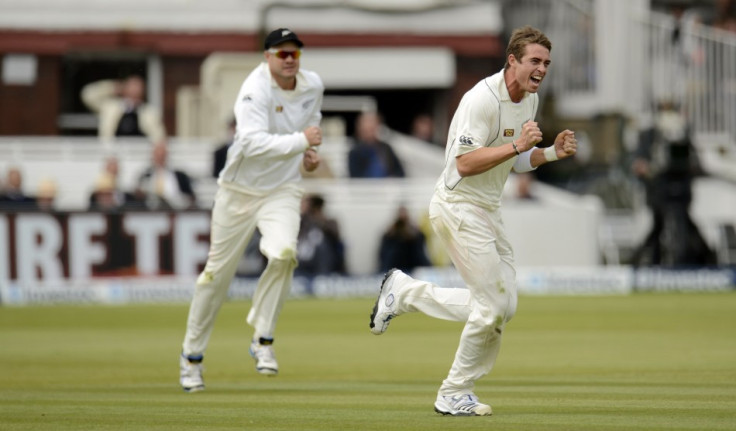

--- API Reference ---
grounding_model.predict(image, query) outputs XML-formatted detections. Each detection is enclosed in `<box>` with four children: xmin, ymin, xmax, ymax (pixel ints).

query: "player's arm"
<box><xmin>301</xmin><ymin>91</ymin><xmax>323</xmax><ymax>171</ymax></box>
<box><xmin>235</xmin><ymin>86</ymin><xmax>311</xmax><ymax>159</ymax></box>
<box><xmin>527</xmin><ymin>129</ymin><xmax>577</xmax><ymax>168</ymax></box>
<box><xmin>457</xmin><ymin>121</ymin><xmax>542</xmax><ymax>177</ymax></box>
<box><xmin>307</xmin><ymin>88</ymin><xmax>324</xmax><ymax>128</ymax></box>
<box><xmin>302</xmin><ymin>89</ymin><xmax>324</xmax><ymax>150</ymax></box>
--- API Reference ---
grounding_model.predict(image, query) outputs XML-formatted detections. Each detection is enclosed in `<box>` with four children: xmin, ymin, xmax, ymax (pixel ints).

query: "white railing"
<box><xmin>646</xmin><ymin>10</ymin><xmax>736</xmax><ymax>142</ymax></box>
<box><xmin>505</xmin><ymin>1</ymin><xmax>735</xmax><ymax>146</ymax></box>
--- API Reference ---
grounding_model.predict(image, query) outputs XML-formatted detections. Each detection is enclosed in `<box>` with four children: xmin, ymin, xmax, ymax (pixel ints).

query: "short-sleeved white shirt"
<box><xmin>219</xmin><ymin>63</ymin><xmax>324</xmax><ymax>193</ymax></box>
<box><xmin>435</xmin><ymin>69</ymin><xmax>538</xmax><ymax>210</ymax></box>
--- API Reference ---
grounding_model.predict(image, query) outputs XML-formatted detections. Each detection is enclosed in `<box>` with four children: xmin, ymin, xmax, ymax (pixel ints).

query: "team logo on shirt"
<box><xmin>242</xmin><ymin>94</ymin><xmax>253</xmax><ymax>102</ymax></box>
<box><xmin>275</xmin><ymin>105</ymin><xmax>283</xmax><ymax>113</ymax></box>
<box><xmin>302</xmin><ymin>99</ymin><xmax>314</xmax><ymax>110</ymax></box>
<box><xmin>459</xmin><ymin>135</ymin><xmax>474</xmax><ymax>146</ymax></box>
<box><xmin>504</xmin><ymin>129</ymin><xmax>514</xmax><ymax>137</ymax></box>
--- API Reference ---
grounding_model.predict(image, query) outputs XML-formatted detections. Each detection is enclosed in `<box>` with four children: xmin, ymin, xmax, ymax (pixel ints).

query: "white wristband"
<box><xmin>544</xmin><ymin>146</ymin><xmax>558</xmax><ymax>162</ymax></box>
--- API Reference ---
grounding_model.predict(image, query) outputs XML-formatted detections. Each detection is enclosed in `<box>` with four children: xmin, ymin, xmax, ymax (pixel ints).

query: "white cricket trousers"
<box><xmin>393</xmin><ymin>195</ymin><xmax>518</xmax><ymax>396</ymax></box>
<box><xmin>182</xmin><ymin>183</ymin><xmax>303</xmax><ymax>357</ymax></box>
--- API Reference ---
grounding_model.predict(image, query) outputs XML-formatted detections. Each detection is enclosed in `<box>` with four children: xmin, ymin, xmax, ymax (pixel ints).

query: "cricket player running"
<box><xmin>369</xmin><ymin>26</ymin><xmax>577</xmax><ymax>415</ymax></box>
<box><xmin>180</xmin><ymin>28</ymin><xmax>324</xmax><ymax>392</ymax></box>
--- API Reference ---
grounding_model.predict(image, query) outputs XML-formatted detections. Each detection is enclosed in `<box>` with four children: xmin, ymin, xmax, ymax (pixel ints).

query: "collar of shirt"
<box><xmin>263</xmin><ymin>62</ymin><xmax>304</xmax><ymax>92</ymax></box>
<box><xmin>495</xmin><ymin>69</ymin><xmax>530</xmax><ymax>103</ymax></box>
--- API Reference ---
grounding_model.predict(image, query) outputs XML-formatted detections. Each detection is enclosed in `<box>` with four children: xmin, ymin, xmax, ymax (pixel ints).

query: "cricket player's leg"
<box><xmin>436</xmin><ymin>205</ymin><xmax>518</xmax><ymax>411</ymax></box>
<box><xmin>369</xmin><ymin>198</ymin><xmax>473</xmax><ymax>335</ymax></box>
<box><xmin>396</xmin><ymin>197</ymin><xmax>479</xmax><ymax>321</ymax></box>
<box><xmin>181</xmin><ymin>188</ymin><xmax>258</xmax><ymax>389</ymax></box>
<box><xmin>370</xmin><ymin>269</ymin><xmax>472</xmax><ymax>335</ymax></box>
<box><xmin>246</xmin><ymin>185</ymin><xmax>302</xmax><ymax>374</ymax></box>
<box><xmin>183</xmin><ymin>188</ymin><xmax>259</xmax><ymax>354</ymax></box>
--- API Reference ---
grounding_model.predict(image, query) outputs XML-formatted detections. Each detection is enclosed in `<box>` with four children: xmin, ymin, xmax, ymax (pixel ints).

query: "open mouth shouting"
<box><xmin>530</xmin><ymin>74</ymin><xmax>543</xmax><ymax>88</ymax></box>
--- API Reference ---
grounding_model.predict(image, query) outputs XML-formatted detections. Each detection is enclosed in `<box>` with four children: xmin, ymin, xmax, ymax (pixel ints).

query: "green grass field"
<box><xmin>1</xmin><ymin>292</ymin><xmax>735</xmax><ymax>430</ymax></box>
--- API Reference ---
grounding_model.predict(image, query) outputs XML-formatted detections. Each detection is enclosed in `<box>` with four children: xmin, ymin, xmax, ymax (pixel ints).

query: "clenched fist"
<box><xmin>553</xmin><ymin>130</ymin><xmax>577</xmax><ymax>159</ymax></box>
<box><xmin>304</xmin><ymin>126</ymin><xmax>322</xmax><ymax>147</ymax></box>
<box><xmin>515</xmin><ymin>121</ymin><xmax>543</xmax><ymax>152</ymax></box>
<box><xmin>303</xmin><ymin>147</ymin><xmax>321</xmax><ymax>172</ymax></box>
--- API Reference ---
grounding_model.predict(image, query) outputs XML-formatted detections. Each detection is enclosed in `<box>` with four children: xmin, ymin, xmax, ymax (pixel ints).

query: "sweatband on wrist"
<box><xmin>512</xmin><ymin>148</ymin><xmax>536</xmax><ymax>172</ymax></box>
<box><xmin>544</xmin><ymin>145</ymin><xmax>559</xmax><ymax>162</ymax></box>
<box><xmin>511</xmin><ymin>141</ymin><xmax>520</xmax><ymax>155</ymax></box>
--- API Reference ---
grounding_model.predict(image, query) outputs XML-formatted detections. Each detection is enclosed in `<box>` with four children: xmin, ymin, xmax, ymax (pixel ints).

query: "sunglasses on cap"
<box><xmin>268</xmin><ymin>49</ymin><xmax>301</xmax><ymax>60</ymax></box>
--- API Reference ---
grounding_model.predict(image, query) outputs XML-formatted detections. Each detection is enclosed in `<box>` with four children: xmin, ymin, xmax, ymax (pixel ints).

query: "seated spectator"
<box><xmin>136</xmin><ymin>140</ymin><xmax>197</xmax><ymax>210</ymax></box>
<box><xmin>296</xmin><ymin>194</ymin><xmax>346</xmax><ymax>276</ymax></box>
<box><xmin>411</xmin><ymin>113</ymin><xmax>439</xmax><ymax>146</ymax></box>
<box><xmin>348</xmin><ymin>112</ymin><xmax>405</xmax><ymax>178</ymax></box>
<box><xmin>379</xmin><ymin>205</ymin><xmax>431</xmax><ymax>273</ymax></box>
<box><xmin>35</xmin><ymin>178</ymin><xmax>58</xmax><ymax>212</ymax></box>
<box><xmin>89</xmin><ymin>156</ymin><xmax>143</xmax><ymax>211</ymax></box>
<box><xmin>90</xmin><ymin>174</ymin><xmax>118</xmax><ymax>211</ymax></box>
<box><xmin>81</xmin><ymin>75</ymin><xmax>166</xmax><ymax>142</ymax></box>
<box><xmin>0</xmin><ymin>166</ymin><xmax>37</xmax><ymax>210</ymax></box>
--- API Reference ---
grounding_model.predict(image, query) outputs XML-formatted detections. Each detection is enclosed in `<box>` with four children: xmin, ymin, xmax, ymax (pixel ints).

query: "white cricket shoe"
<box><xmin>434</xmin><ymin>393</ymin><xmax>493</xmax><ymax>416</ymax></box>
<box><xmin>179</xmin><ymin>354</ymin><xmax>205</xmax><ymax>392</ymax></box>
<box><xmin>369</xmin><ymin>268</ymin><xmax>402</xmax><ymax>335</ymax></box>
<box><xmin>249</xmin><ymin>338</ymin><xmax>278</xmax><ymax>376</ymax></box>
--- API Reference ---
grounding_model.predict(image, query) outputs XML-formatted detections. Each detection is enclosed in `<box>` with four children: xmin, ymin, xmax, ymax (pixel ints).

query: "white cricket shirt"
<box><xmin>219</xmin><ymin>62</ymin><xmax>324</xmax><ymax>193</ymax></box>
<box><xmin>435</xmin><ymin>69</ymin><xmax>539</xmax><ymax>210</ymax></box>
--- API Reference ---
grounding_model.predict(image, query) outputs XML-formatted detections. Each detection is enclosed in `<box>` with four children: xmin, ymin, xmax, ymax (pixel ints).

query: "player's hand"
<box><xmin>515</xmin><ymin>121</ymin><xmax>543</xmax><ymax>152</ymax></box>
<box><xmin>553</xmin><ymin>130</ymin><xmax>577</xmax><ymax>159</ymax></box>
<box><xmin>303</xmin><ymin>147</ymin><xmax>321</xmax><ymax>172</ymax></box>
<box><xmin>304</xmin><ymin>126</ymin><xmax>322</xmax><ymax>147</ymax></box>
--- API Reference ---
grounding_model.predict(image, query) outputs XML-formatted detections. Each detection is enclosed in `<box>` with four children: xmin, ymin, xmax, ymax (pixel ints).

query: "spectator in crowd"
<box><xmin>212</xmin><ymin>117</ymin><xmax>236</xmax><ymax>178</ymax></box>
<box><xmin>348</xmin><ymin>112</ymin><xmax>405</xmax><ymax>178</ymax></box>
<box><xmin>136</xmin><ymin>140</ymin><xmax>197</xmax><ymax>210</ymax></box>
<box><xmin>378</xmin><ymin>204</ymin><xmax>431</xmax><ymax>273</ymax></box>
<box><xmin>35</xmin><ymin>178</ymin><xmax>57</xmax><ymax>211</ymax></box>
<box><xmin>630</xmin><ymin>101</ymin><xmax>714</xmax><ymax>266</ymax></box>
<box><xmin>89</xmin><ymin>156</ymin><xmax>142</xmax><ymax>210</ymax></box>
<box><xmin>411</xmin><ymin>113</ymin><xmax>438</xmax><ymax>146</ymax></box>
<box><xmin>89</xmin><ymin>173</ymin><xmax>119</xmax><ymax>211</ymax></box>
<box><xmin>296</xmin><ymin>194</ymin><xmax>346</xmax><ymax>277</ymax></box>
<box><xmin>81</xmin><ymin>75</ymin><xmax>166</xmax><ymax>142</ymax></box>
<box><xmin>0</xmin><ymin>166</ymin><xmax>36</xmax><ymax>210</ymax></box>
